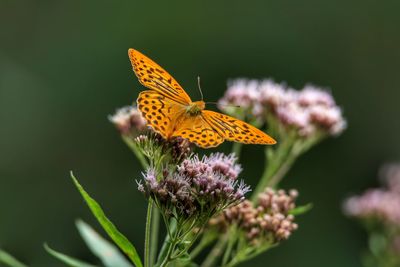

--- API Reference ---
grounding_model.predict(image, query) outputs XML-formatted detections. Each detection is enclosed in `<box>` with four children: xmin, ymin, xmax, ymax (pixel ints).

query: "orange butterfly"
<box><xmin>128</xmin><ymin>49</ymin><xmax>276</xmax><ymax>148</ymax></box>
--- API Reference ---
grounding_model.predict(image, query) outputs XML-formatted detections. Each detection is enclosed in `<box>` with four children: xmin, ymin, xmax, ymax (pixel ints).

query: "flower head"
<box><xmin>109</xmin><ymin>105</ymin><xmax>147</xmax><ymax>136</ymax></box>
<box><xmin>218</xmin><ymin>79</ymin><xmax>261</xmax><ymax>116</ymax></box>
<box><xmin>218</xmin><ymin>79</ymin><xmax>347</xmax><ymax>138</ymax></box>
<box><xmin>344</xmin><ymin>163</ymin><xmax>400</xmax><ymax>226</ymax></box>
<box><xmin>139</xmin><ymin>153</ymin><xmax>249</xmax><ymax>219</ymax></box>
<box><xmin>210</xmin><ymin>187</ymin><xmax>298</xmax><ymax>244</ymax></box>
<box><xmin>297</xmin><ymin>85</ymin><xmax>335</xmax><ymax>107</ymax></box>
<box><xmin>178</xmin><ymin>153</ymin><xmax>242</xmax><ymax>180</ymax></box>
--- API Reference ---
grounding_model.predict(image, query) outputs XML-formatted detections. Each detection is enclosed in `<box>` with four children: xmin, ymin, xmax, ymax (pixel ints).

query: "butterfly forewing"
<box><xmin>202</xmin><ymin>110</ymin><xmax>277</xmax><ymax>145</ymax></box>
<box><xmin>137</xmin><ymin>90</ymin><xmax>186</xmax><ymax>138</ymax></box>
<box><xmin>129</xmin><ymin>49</ymin><xmax>192</xmax><ymax>105</ymax></box>
<box><xmin>171</xmin><ymin>115</ymin><xmax>224</xmax><ymax>148</ymax></box>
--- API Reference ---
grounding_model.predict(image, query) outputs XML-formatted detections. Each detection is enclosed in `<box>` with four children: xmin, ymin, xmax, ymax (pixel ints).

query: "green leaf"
<box><xmin>71</xmin><ymin>172</ymin><xmax>143</xmax><ymax>267</ymax></box>
<box><xmin>288</xmin><ymin>203</ymin><xmax>313</xmax><ymax>215</ymax></box>
<box><xmin>368</xmin><ymin>232</ymin><xmax>387</xmax><ymax>257</ymax></box>
<box><xmin>76</xmin><ymin>219</ymin><xmax>134</xmax><ymax>267</ymax></box>
<box><xmin>0</xmin><ymin>249</ymin><xmax>28</xmax><ymax>267</ymax></box>
<box><xmin>176</xmin><ymin>252</ymin><xmax>191</xmax><ymax>262</ymax></box>
<box><xmin>44</xmin><ymin>244</ymin><xmax>98</xmax><ymax>267</ymax></box>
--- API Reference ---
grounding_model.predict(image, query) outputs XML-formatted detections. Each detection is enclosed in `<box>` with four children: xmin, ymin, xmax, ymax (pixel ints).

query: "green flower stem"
<box><xmin>222</xmin><ymin>227</ymin><xmax>237</xmax><ymax>265</ymax></box>
<box><xmin>157</xmin><ymin>224</ymin><xmax>182</xmax><ymax>267</ymax></box>
<box><xmin>122</xmin><ymin>136</ymin><xmax>149</xmax><ymax>169</ymax></box>
<box><xmin>224</xmin><ymin>255</ymin><xmax>244</xmax><ymax>267</ymax></box>
<box><xmin>156</xmin><ymin>231</ymin><xmax>171</xmax><ymax>264</ymax></box>
<box><xmin>0</xmin><ymin>249</ymin><xmax>28</xmax><ymax>267</ymax></box>
<box><xmin>253</xmin><ymin>131</ymin><xmax>325</xmax><ymax>198</ymax></box>
<box><xmin>171</xmin><ymin>222</ymin><xmax>206</xmax><ymax>260</ymax></box>
<box><xmin>155</xmin><ymin>218</ymin><xmax>179</xmax><ymax>267</ymax></box>
<box><xmin>190</xmin><ymin>232</ymin><xmax>217</xmax><ymax>259</ymax></box>
<box><xmin>189</xmin><ymin>242</ymin><xmax>206</xmax><ymax>260</ymax></box>
<box><xmin>158</xmin><ymin>239</ymin><xmax>176</xmax><ymax>267</ymax></box>
<box><xmin>232</xmin><ymin>143</ymin><xmax>243</xmax><ymax>158</ymax></box>
<box><xmin>123</xmin><ymin>136</ymin><xmax>160</xmax><ymax>267</ymax></box>
<box><xmin>250</xmin><ymin>149</ymin><xmax>281</xmax><ymax>200</ymax></box>
<box><xmin>266</xmin><ymin>147</ymin><xmax>298</xmax><ymax>188</ymax></box>
<box><xmin>150</xmin><ymin>208</ymin><xmax>160</xmax><ymax>266</ymax></box>
<box><xmin>200</xmin><ymin>233</ymin><xmax>229</xmax><ymax>267</ymax></box>
<box><xmin>251</xmin><ymin>136</ymin><xmax>296</xmax><ymax>199</ymax></box>
<box><xmin>144</xmin><ymin>199</ymin><xmax>153</xmax><ymax>267</ymax></box>
<box><xmin>224</xmin><ymin>244</ymin><xmax>274</xmax><ymax>267</ymax></box>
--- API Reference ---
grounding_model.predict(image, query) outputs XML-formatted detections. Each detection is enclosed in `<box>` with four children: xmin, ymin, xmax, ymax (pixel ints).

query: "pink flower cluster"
<box><xmin>218</xmin><ymin>79</ymin><xmax>346</xmax><ymax>137</ymax></box>
<box><xmin>139</xmin><ymin>153</ymin><xmax>250</xmax><ymax>218</ymax></box>
<box><xmin>109</xmin><ymin>105</ymin><xmax>147</xmax><ymax>135</ymax></box>
<box><xmin>210</xmin><ymin>187</ymin><xmax>298</xmax><ymax>243</ymax></box>
<box><xmin>178</xmin><ymin>153</ymin><xmax>242</xmax><ymax>180</ymax></box>
<box><xmin>344</xmin><ymin>164</ymin><xmax>400</xmax><ymax>226</ymax></box>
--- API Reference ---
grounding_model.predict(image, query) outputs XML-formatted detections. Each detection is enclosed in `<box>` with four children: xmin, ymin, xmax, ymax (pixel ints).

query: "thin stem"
<box><xmin>222</xmin><ymin>228</ymin><xmax>237</xmax><ymax>265</ymax></box>
<box><xmin>224</xmin><ymin>257</ymin><xmax>241</xmax><ymax>267</ymax></box>
<box><xmin>251</xmin><ymin>136</ymin><xmax>296</xmax><ymax>199</ymax></box>
<box><xmin>157</xmin><ymin>224</ymin><xmax>181</xmax><ymax>267</ymax></box>
<box><xmin>123</xmin><ymin>136</ymin><xmax>155</xmax><ymax>266</ymax></box>
<box><xmin>122</xmin><ymin>136</ymin><xmax>149</xmax><ymax>168</ymax></box>
<box><xmin>201</xmin><ymin>233</ymin><xmax>229</xmax><ymax>267</ymax></box>
<box><xmin>190</xmin><ymin>233</ymin><xmax>217</xmax><ymax>259</ymax></box>
<box><xmin>171</xmin><ymin>222</ymin><xmax>206</xmax><ymax>260</ymax></box>
<box><xmin>156</xmin><ymin>232</ymin><xmax>171</xmax><ymax>264</ymax></box>
<box><xmin>158</xmin><ymin>239</ymin><xmax>176</xmax><ymax>267</ymax></box>
<box><xmin>232</xmin><ymin>143</ymin><xmax>243</xmax><ymax>158</ymax></box>
<box><xmin>190</xmin><ymin>242</ymin><xmax>207</xmax><ymax>260</ymax></box>
<box><xmin>156</xmin><ymin>218</ymin><xmax>177</xmax><ymax>266</ymax></box>
<box><xmin>224</xmin><ymin>243</ymin><xmax>277</xmax><ymax>267</ymax></box>
<box><xmin>266</xmin><ymin>151</ymin><xmax>297</xmax><ymax>188</ymax></box>
<box><xmin>144</xmin><ymin>199</ymin><xmax>154</xmax><ymax>267</ymax></box>
<box><xmin>150</xmin><ymin>207</ymin><xmax>160</xmax><ymax>266</ymax></box>
<box><xmin>250</xmin><ymin>148</ymin><xmax>278</xmax><ymax>200</ymax></box>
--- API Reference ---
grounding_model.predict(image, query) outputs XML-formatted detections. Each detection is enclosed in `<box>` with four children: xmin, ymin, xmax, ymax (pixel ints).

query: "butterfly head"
<box><xmin>186</xmin><ymin>101</ymin><xmax>205</xmax><ymax>116</ymax></box>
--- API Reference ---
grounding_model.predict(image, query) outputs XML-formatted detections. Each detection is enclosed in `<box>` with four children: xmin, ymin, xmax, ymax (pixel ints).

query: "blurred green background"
<box><xmin>1</xmin><ymin>0</ymin><xmax>400</xmax><ymax>266</ymax></box>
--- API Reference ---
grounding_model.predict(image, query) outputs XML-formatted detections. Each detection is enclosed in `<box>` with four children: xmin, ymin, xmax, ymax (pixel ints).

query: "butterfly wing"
<box><xmin>137</xmin><ymin>90</ymin><xmax>186</xmax><ymax>138</ymax></box>
<box><xmin>202</xmin><ymin>110</ymin><xmax>277</xmax><ymax>145</ymax></box>
<box><xmin>171</xmin><ymin>114</ymin><xmax>224</xmax><ymax>148</ymax></box>
<box><xmin>129</xmin><ymin>49</ymin><xmax>192</xmax><ymax>105</ymax></box>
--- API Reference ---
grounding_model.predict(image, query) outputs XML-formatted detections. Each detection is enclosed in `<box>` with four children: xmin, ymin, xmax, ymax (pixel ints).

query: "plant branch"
<box><xmin>201</xmin><ymin>233</ymin><xmax>229</xmax><ymax>267</ymax></box>
<box><xmin>122</xmin><ymin>136</ymin><xmax>149</xmax><ymax>169</ymax></box>
<box><xmin>144</xmin><ymin>199</ymin><xmax>153</xmax><ymax>267</ymax></box>
<box><xmin>232</xmin><ymin>143</ymin><xmax>243</xmax><ymax>159</ymax></box>
<box><xmin>150</xmin><ymin>207</ymin><xmax>160</xmax><ymax>266</ymax></box>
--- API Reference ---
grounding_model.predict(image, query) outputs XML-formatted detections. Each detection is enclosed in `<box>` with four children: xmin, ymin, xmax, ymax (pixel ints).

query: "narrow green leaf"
<box><xmin>76</xmin><ymin>219</ymin><xmax>134</xmax><ymax>267</ymax></box>
<box><xmin>71</xmin><ymin>172</ymin><xmax>143</xmax><ymax>267</ymax></box>
<box><xmin>44</xmin><ymin>244</ymin><xmax>98</xmax><ymax>267</ymax></box>
<box><xmin>289</xmin><ymin>203</ymin><xmax>313</xmax><ymax>215</ymax></box>
<box><xmin>0</xmin><ymin>249</ymin><xmax>28</xmax><ymax>267</ymax></box>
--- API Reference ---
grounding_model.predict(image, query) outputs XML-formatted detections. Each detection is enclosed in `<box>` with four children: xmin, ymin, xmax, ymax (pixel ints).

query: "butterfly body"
<box><xmin>129</xmin><ymin>49</ymin><xmax>276</xmax><ymax>148</ymax></box>
<box><xmin>186</xmin><ymin>101</ymin><xmax>205</xmax><ymax>116</ymax></box>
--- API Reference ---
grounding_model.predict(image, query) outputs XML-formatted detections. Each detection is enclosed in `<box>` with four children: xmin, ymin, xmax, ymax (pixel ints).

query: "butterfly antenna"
<box><xmin>197</xmin><ymin>76</ymin><xmax>240</xmax><ymax>108</ymax></box>
<box><xmin>205</xmin><ymin>101</ymin><xmax>241</xmax><ymax>108</ymax></box>
<box><xmin>197</xmin><ymin>76</ymin><xmax>204</xmax><ymax>101</ymax></box>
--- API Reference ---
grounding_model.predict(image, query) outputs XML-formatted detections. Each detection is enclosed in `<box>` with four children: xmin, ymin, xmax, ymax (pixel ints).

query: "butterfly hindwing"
<box><xmin>129</xmin><ymin>49</ymin><xmax>192</xmax><ymax>105</ymax></box>
<box><xmin>171</xmin><ymin>114</ymin><xmax>224</xmax><ymax>148</ymax></box>
<box><xmin>137</xmin><ymin>90</ymin><xmax>186</xmax><ymax>138</ymax></box>
<box><xmin>202</xmin><ymin>110</ymin><xmax>277</xmax><ymax>145</ymax></box>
